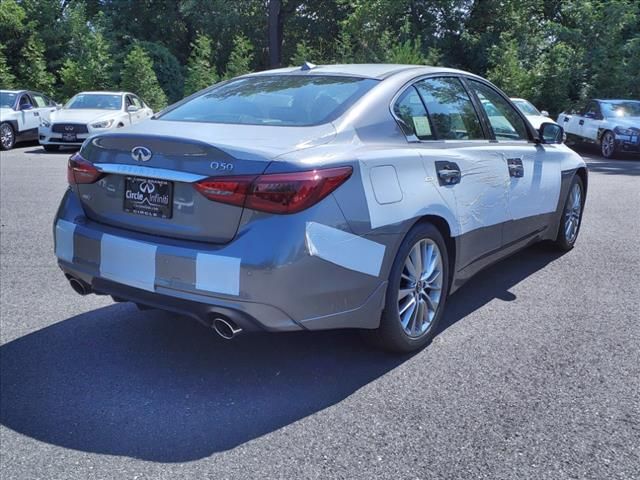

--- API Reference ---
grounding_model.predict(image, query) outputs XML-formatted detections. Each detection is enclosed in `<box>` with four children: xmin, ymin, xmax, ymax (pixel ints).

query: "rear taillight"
<box><xmin>67</xmin><ymin>153</ymin><xmax>103</xmax><ymax>185</ymax></box>
<box><xmin>194</xmin><ymin>166</ymin><xmax>352</xmax><ymax>214</ymax></box>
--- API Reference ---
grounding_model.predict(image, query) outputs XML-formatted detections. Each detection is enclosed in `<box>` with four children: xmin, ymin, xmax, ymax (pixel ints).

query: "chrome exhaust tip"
<box><xmin>67</xmin><ymin>275</ymin><xmax>91</xmax><ymax>296</ymax></box>
<box><xmin>212</xmin><ymin>317</ymin><xmax>242</xmax><ymax>340</ymax></box>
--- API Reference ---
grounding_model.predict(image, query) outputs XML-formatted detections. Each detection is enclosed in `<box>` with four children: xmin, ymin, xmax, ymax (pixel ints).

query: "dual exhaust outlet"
<box><xmin>66</xmin><ymin>275</ymin><xmax>243</xmax><ymax>339</ymax></box>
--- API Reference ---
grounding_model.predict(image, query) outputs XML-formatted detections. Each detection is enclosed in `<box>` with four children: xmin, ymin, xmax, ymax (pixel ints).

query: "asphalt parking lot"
<box><xmin>1</xmin><ymin>144</ymin><xmax>638</xmax><ymax>480</ymax></box>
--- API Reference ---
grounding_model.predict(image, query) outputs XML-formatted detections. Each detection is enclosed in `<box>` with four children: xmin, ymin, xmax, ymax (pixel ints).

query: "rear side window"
<box><xmin>414</xmin><ymin>77</ymin><xmax>484</xmax><ymax>140</ymax></box>
<box><xmin>159</xmin><ymin>75</ymin><xmax>378</xmax><ymax>126</ymax></box>
<box><xmin>468</xmin><ymin>80</ymin><xmax>529</xmax><ymax>141</ymax></box>
<box><xmin>393</xmin><ymin>87</ymin><xmax>435</xmax><ymax>140</ymax></box>
<box><xmin>32</xmin><ymin>93</ymin><xmax>47</xmax><ymax>108</ymax></box>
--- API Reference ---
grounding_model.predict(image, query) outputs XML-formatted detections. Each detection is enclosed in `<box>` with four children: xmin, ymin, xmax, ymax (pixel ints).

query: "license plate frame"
<box><xmin>62</xmin><ymin>133</ymin><xmax>77</xmax><ymax>142</ymax></box>
<box><xmin>123</xmin><ymin>176</ymin><xmax>173</xmax><ymax>219</ymax></box>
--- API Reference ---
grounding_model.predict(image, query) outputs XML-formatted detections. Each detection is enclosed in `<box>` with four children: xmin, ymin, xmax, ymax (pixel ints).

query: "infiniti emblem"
<box><xmin>139</xmin><ymin>181</ymin><xmax>155</xmax><ymax>193</ymax></box>
<box><xmin>131</xmin><ymin>146</ymin><xmax>152</xmax><ymax>162</ymax></box>
<box><xmin>64</xmin><ymin>126</ymin><xmax>74</xmax><ymax>131</ymax></box>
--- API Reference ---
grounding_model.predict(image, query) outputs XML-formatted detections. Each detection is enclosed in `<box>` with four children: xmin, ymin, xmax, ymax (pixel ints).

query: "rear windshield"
<box><xmin>65</xmin><ymin>94</ymin><xmax>122</xmax><ymax>110</ymax></box>
<box><xmin>513</xmin><ymin>100</ymin><xmax>541</xmax><ymax>116</ymax></box>
<box><xmin>159</xmin><ymin>75</ymin><xmax>379</xmax><ymax>126</ymax></box>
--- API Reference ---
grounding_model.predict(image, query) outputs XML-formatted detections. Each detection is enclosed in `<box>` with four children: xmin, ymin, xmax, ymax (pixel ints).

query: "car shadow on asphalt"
<box><xmin>0</xmin><ymin>245</ymin><xmax>564</xmax><ymax>463</ymax></box>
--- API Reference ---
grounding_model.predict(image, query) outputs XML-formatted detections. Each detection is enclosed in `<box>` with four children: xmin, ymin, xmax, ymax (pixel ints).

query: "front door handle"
<box><xmin>435</xmin><ymin>161</ymin><xmax>461</xmax><ymax>185</ymax></box>
<box><xmin>507</xmin><ymin>158</ymin><xmax>524</xmax><ymax>178</ymax></box>
<box><xmin>578</xmin><ymin>119</ymin><xmax>584</xmax><ymax>126</ymax></box>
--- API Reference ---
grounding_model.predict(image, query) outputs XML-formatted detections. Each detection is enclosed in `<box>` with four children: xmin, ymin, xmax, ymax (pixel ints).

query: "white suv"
<box><xmin>0</xmin><ymin>90</ymin><xmax>58</xmax><ymax>150</ymax></box>
<box><xmin>39</xmin><ymin>91</ymin><xmax>153</xmax><ymax>152</ymax></box>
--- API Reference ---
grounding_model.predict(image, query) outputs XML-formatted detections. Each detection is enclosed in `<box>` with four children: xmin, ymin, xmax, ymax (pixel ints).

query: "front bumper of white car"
<box><xmin>39</xmin><ymin>122</ymin><xmax>116</xmax><ymax>146</ymax></box>
<box><xmin>614</xmin><ymin>131</ymin><xmax>640</xmax><ymax>153</ymax></box>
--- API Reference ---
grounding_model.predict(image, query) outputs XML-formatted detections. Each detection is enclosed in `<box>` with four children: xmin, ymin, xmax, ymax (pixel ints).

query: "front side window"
<box><xmin>469</xmin><ymin>80</ymin><xmax>529</xmax><ymax>141</ymax></box>
<box><xmin>65</xmin><ymin>94</ymin><xmax>122</xmax><ymax>110</ymax></box>
<box><xmin>582</xmin><ymin>101</ymin><xmax>601</xmax><ymax>118</ymax></box>
<box><xmin>393</xmin><ymin>87</ymin><xmax>435</xmax><ymax>140</ymax></box>
<box><xmin>414</xmin><ymin>77</ymin><xmax>485</xmax><ymax>140</ymax></box>
<box><xmin>159</xmin><ymin>75</ymin><xmax>379</xmax><ymax>126</ymax></box>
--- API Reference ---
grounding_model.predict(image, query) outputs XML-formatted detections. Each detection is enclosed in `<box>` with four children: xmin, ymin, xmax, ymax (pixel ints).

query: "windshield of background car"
<box><xmin>513</xmin><ymin>100</ymin><xmax>541</xmax><ymax>116</ymax></box>
<box><xmin>601</xmin><ymin>101</ymin><xmax>640</xmax><ymax>118</ymax></box>
<box><xmin>65</xmin><ymin>94</ymin><xmax>122</xmax><ymax>110</ymax></box>
<box><xmin>0</xmin><ymin>92</ymin><xmax>17</xmax><ymax>108</ymax></box>
<box><xmin>159</xmin><ymin>75</ymin><xmax>379</xmax><ymax>126</ymax></box>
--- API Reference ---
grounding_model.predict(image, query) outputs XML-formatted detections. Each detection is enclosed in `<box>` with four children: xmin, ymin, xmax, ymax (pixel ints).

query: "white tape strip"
<box><xmin>196</xmin><ymin>253</ymin><xmax>241</xmax><ymax>296</ymax></box>
<box><xmin>55</xmin><ymin>220</ymin><xmax>76</xmax><ymax>262</ymax></box>
<box><xmin>306</xmin><ymin>222</ymin><xmax>385</xmax><ymax>277</ymax></box>
<box><xmin>100</xmin><ymin>234</ymin><xmax>157</xmax><ymax>292</ymax></box>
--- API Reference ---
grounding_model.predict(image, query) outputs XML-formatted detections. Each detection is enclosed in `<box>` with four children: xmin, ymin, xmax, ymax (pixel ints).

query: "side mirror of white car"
<box><xmin>127</xmin><ymin>105</ymin><xmax>140</xmax><ymax>113</ymax></box>
<box><xmin>537</xmin><ymin>122</ymin><xmax>564</xmax><ymax>144</ymax></box>
<box><xmin>541</xmin><ymin>110</ymin><xmax>549</xmax><ymax>117</ymax></box>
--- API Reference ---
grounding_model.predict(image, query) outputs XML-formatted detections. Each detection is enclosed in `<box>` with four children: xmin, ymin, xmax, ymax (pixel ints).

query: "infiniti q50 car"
<box><xmin>54</xmin><ymin>64</ymin><xmax>587</xmax><ymax>352</ymax></box>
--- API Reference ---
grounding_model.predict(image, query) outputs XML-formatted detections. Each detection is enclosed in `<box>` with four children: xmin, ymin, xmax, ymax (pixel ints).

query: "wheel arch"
<box><xmin>410</xmin><ymin>214</ymin><xmax>456</xmax><ymax>291</ymax></box>
<box><xmin>575</xmin><ymin>166</ymin><xmax>588</xmax><ymax>196</ymax></box>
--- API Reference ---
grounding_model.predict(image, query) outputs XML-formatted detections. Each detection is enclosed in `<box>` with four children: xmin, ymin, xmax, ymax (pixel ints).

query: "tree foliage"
<box><xmin>0</xmin><ymin>0</ymin><xmax>636</xmax><ymax>115</ymax></box>
<box><xmin>121</xmin><ymin>45</ymin><xmax>167</xmax><ymax>111</ymax></box>
<box><xmin>184</xmin><ymin>34</ymin><xmax>218</xmax><ymax>95</ymax></box>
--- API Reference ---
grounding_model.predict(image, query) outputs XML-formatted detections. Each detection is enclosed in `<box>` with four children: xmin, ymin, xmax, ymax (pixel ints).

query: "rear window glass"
<box><xmin>159</xmin><ymin>75</ymin><xmax>378</xmax><ymax>126</ymax></box>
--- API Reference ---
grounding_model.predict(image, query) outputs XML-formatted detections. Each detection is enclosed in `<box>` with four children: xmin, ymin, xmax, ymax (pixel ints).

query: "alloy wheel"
<box><xmin>601</xmin><ymin>132</ymin><xmax>615</xmax><ymax>158</ymax></box>
<box><xmin>397</xmin><ymin>239</ymin><xmax>443</xmax><ymax>338</ymax></box>
<box><xmin>564</xmin><ymin>183</ymin><xmax>582</xmax><ymax>244</ymax></box>
<box><xmin>0</xmin><ymin>123</ymin><xmax>14</xmax><ymax>150</ymax></box>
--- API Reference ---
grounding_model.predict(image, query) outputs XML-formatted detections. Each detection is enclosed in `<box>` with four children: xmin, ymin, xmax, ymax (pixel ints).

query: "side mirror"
<box><xmin>20</xmin><ymin>103</ymin><xmax>33</xmax><ymax>111</ymax></box>
<box><xmin>583</xmin><ymin>112</ymin><xmax>596</xmax><ymax>119</ymax></box>
<box><xmin>538</xmin><ymin>122</ymin><xmax>564</xmax><ymax>144</ymax></box>
<box><xmin>127</xmin><ymin>105</ymin><xmax>139</xmax><ymax>113</ymax></box>
<box><xmin>541</xmin><ymin>110</ymin><xmax>549</xmax><ymax>117</ymax></box>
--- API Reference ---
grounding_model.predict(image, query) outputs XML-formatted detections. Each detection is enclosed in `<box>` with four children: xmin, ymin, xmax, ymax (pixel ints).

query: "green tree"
<box><xmin>289</xmin><ymin>40</ymin><xmax>321</xmax><ymax>66</ymax></box>
<box><xmin>139</xmin><ymin>41</ymin><xmax>184</xmax><ymax>103</ymax></box>
<box><xmin>0</xmin><ymin>44</ymin><xmax>16</xmax><ymax>88</ymax></box>
<box><xmin>17</xmin><ymin>34</ymin><xmax>55</xmax><ymax>95</ymax></box>
<box><xmin>486</xmin><ymin>35</ymin><xmax>534</xmax><ymax>98</ymax></box>
<box><xmin>59</xmin><ymin>3</ymin><xmax>114</xmax><ymax>98</ymax></box>
<box><xmin>224</xmin><ymin>34</ymin><xmax>254</xmax><ymax>79</ymax></box>
<box><xmin>121</xmin><ymin>45</ymin><xmax>167</xmax><ymax>111</ymax></box>
<box><xmin>184</xmin><ymin>34</ymin><xmax>218</xmax><ymax>95</ymax></box>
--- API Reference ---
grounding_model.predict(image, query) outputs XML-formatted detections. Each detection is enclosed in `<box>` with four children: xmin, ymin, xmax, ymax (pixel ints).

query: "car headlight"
<box><xmin>614</xmin><ymin>126</ymin><xmax>636</xmax><ymax>136</ymax></box>
<box><xmin>40</xmin><ymin>119</ymin><xmax>51</xmax><ymax>128</ymax></box>
<box><xmin>91</xmin><ymin>119</ymin><xmax>115</xmax><ymax>129</ymax></box>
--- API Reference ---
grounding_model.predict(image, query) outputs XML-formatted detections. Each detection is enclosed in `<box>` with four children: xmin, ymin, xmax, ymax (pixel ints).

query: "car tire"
<box><xmin>554</xmin><ymin>176</ymin><xmax>585</xmax><ymax>251</ymax></box>
<box><xmin>365</xmin><ymin>222</ymin><xmax>450</xmax><ymax>353</ymax></box>
<box><xmin>43</xmin><ymin>145</ymin><xmax>59</xmax><ymax>152</ymax></box>
<box><xmin>0</xmin><ymin>122</ymin><xmax>15</xmax><ymax>150</ymax></box>
<box><xmin>600</xmin><ymin>131</ymin><xmax>617</xmax><ymax>159</ymax></box>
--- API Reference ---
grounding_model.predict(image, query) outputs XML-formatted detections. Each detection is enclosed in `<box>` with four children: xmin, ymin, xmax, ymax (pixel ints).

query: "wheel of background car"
<box><xmin>0</xmin><ymin>122</ymin><xmax>15</xmax><ymax>150</ymax></box>
<box><xmin>43</xmin><ymin>145</ymin><xmax>59</xmax><ymax>152</ymax></box>
<box><xmin>600</xmin><ymin>131</ymin><xmax>616</xmax><ymax>159</ymax></box>
<box><xmin>554</xmin><ymin>176</ymin><xmax>584</xmax><ymax>251</ymax></box>
<box><xmin>365</xmin><ymin>222</ymin><xmax>450</xmax><ymax>352</ymax></box>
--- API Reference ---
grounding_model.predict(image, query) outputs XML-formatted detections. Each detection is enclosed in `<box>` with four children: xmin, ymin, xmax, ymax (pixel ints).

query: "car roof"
<box><xmin>75</xmin><ymin>91</ymin><xmax>128</xmax><ymax>96</ymax></box>
<box><xmin>510</xmin><ymin>98</ymin><xmax>529</xmax><ymax>102</ymax></box>
<box><xmin>0</xmin><ymin>90</ymin><xmax>26</xmax><ymax>94</ymax></box>
<box><xmin>246</xmin><ymin>63</ymin><xmax>473</xmax><ymax>80</ymax></box>
<box><xmin>594</xmin><ymin>98</ymin><xmax>640</xmax><ymax>103</ymax></box>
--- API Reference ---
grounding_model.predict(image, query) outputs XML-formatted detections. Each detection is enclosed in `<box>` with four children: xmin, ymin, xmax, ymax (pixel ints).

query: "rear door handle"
<box><xmin>507</xmin><ymin>158</ymin><xmax>524</xmax><ymax>178</ymax></box>
<box><xmin>435</xmin><ymin>161</ymin><xmax>461</xmax><ymax>186</ymax></box>
<box><xmin>578</xmin><ymin>119</ymin><xmax>584</xmax><ymax>126</ymax></box>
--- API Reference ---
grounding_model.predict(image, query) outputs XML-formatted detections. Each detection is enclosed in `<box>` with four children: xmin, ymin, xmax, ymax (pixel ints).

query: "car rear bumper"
<box><xmin>54</xmin><ymin>189</ymin><xmax>391</xmax><ymax>332</ymax></box>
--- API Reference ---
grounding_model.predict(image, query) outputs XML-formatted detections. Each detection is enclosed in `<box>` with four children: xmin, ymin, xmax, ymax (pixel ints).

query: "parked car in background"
<box><xmin>39</xmin><ymin>91</ymin><xmax>153</xmax><ymax>151</ymax></box>
<box><xmin>511</xmin><ymin>98</ymin><xmax>555</xmax><ymax>130</ymax></box>
<box><xmin>54</xmin><ymin>64</ymin><xmax>586</xmax><ymax>352</ymax></box>
<box><xmin>558</xmin><ymin>99</ymin><xmax>640</xmax><ymax>159</ymax></box>
<box><xmin>0</xmin><ymin>90</ymin><xmax>58</xmax><ymax>150</ymax></box>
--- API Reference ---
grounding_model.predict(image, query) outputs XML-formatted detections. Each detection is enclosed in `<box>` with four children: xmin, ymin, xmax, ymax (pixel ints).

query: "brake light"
<box><xmin>194</xmin><ymin>166</ymin><xmax>352</xmax><ymax>214</ymax></box>
<box><xmin>67</xmin><ymin>153</ymin><xmax>103</xmax><ymax>185</ymax></box>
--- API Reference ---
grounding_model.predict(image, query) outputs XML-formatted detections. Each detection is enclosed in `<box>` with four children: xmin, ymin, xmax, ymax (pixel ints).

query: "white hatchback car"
<box><xmin>39</xmin><ymin>91</ymin><xmax>153</xmax><ymax>151</ymax></box>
